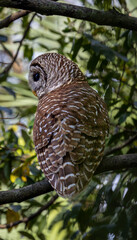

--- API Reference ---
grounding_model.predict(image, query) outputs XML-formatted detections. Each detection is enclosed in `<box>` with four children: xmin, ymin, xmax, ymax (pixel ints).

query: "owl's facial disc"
<box><xmin>29</xmin><ymin>53</ymin><xmax>86</xmax><ymax>99</ymax></box>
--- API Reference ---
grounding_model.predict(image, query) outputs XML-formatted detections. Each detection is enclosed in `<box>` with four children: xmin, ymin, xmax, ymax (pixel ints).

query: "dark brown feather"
<box><xmin>33</xmin><ymin>81</ymin><xmax>109</xmax><ymax>198</ymax></box>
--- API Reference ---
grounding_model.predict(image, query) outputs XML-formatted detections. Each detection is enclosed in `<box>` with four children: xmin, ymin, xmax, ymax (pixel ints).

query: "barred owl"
<box><xmin>29</xmin><ymin>53</ymin><xmax>109</xmax><ymax>198</ymax></box>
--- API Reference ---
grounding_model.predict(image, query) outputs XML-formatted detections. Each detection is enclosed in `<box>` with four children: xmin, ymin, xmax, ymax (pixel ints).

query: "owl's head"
<box><xmin>29</xmin><ymin>53</ymin><xmax>85</xmax><ymax>99</ymax></box>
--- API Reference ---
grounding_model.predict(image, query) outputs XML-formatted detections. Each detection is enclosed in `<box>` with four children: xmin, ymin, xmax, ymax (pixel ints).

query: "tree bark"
<box><xmin>0</xmin><ymin>10</ymin><xmax>30</xmax><ymax>29</ymax></box>
<box><xmin>0</xmin><ymin>0</ymin><xmax>137</xmax><ymax>31</ymax></box>
<box><xmin>0</xmin><ymin>153</ymin><xmax>137</xmax><ymax>205</ymax></box>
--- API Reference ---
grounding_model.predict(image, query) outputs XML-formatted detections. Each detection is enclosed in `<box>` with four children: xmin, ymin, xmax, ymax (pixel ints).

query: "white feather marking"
<box><xmin>39</xmin><ymin>127</ymin><xmax>42</xmax><ymax>132</ymax></box>
<box><xmin>71</xmin><ymin>137</ymin><xmax>80</xmax><ymax>141</ymax></box>
<box><xmin>64</xmin><ymin>190</ymin><xmax>76</xmax><ymax>197</ymax></box>
<box><xmin>83</xmin><ymin>171</ymin><xmax>89</xmax><ymax>181</ymax></box>
<box><xmin>62</xmin><ymin>109</ymin><xmax>70</xmax><ymax>114</ymax></box>
<box><xmin>66</xmin><ymin>115</ymin><xmax>78</xmax><ymax>122</ymax></box>
<box><xmin>67</xmin><ymin>183</ymin><xmax>76</xmax><ymax>190</ymax></box>
<box><xmin>54</xmin><ymin>179</ymin><xmax>57</xmax><ymax>189</ymax></box>
<box><xmin>48</xmin><ymin>152</ymin><xmax>54</xmax><ymax>157</ymax></box>
<box><xmin>48</xmin><ymin>174</ymin><xmax>54</xmax><ymax>181</ymax></box>
<box><xmin>97</xmin><ymin>147</ymin><xmax>103</xmax><ymax>152</ymax></box>
<box><xmin>79</xmin><ymin>179</ymin><xmax>83</xmax><ymax>189</ymax></box>
<box><xmin>78</xmin><ymin>112</ymin><xmax>88</xmax><ymax>119</ymax></box>
<box><xmin>46</xmin><ymin>113</ymin><xmax>51</xmax><ymax>118</ymax></box>
<box><xmin>83</xmin><ymin>163</ymin><xmax>94</xmax><ymax>172</ymax></box>
<box><xmin>60</xmin><ymin>173</ymin><xmax>75</xmax><ymax>180</ymax></box>
<box><xmin>63</xmin><ymin>162</ymin><xmax>74</xmax><ymax>168</ymax></box>
<box><xmin>53</xmin><ymin>125</ymin><xmax>59</xmax><ymax>132</ymax></box>
<box><xmin>41</xmin><ymin>160</ymin><xmax>46</xmax><ymax>165</ymax></box>
<box><xmin>52</xmin><ymin>144</ymin><xmax>60</xmax><ymax>150</ymax></box>
<box><xmin>54</xmin><ymin>136</ymin><xmax>60</xmax><ymax>141</ymax></box>
<box><xmin>69</xmin><ymin>105</ymin><xmax>79</xmax><ymax>110</ymax></box>
<box><xmin>60</xmin><ymin>182</ymin><xmax>63</xmax><ymax>192</ymax></box>
<box><xmin>85</xmin><ymin>147</ymin><xmax>93</xmax><ymax>153</ymax></box>
<box><xmin>69</xmin><ymin>125</ymin><xmax>75</xmax><ymax>129</ymax></box>
<box><xmin>76</xmin><ymin>172</ymin><xmax>80</xmax><ymax>176</ymax></box>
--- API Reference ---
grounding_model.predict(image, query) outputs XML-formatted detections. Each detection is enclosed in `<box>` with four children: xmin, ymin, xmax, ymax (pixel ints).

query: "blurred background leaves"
<box><xmin>0</xmin><ymin>0</ymin><xmax>137</xmax><ymax>239</ymax></box>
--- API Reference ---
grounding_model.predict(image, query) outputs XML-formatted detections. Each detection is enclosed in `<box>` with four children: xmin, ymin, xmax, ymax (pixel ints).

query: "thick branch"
<box><xmin>0</xmin><ymin>0</ymin><xmax>137</xmax><ymax>31</ymax></box>
<box><xmin>0</xmin><ymin>154</ymin><xmax>137</xmax><ymax>205</ymax></box>
<box><xmin>0</xmin><ymin>10</ymin><xmax>30</xmax><ymax>29</ymax></box>
<box><xmin>95</xmin><ymin>153</ymin><xmax>137</xmax><ymax>174</ymax></box>
<box><xmin>0</xmin><ymin>178</ymin><xmax>53</xmax><ymax>205</ymax></box>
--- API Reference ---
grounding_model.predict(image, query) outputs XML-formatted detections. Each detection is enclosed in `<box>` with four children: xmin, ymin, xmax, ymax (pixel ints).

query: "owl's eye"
<box><xmin>33</xmin><ymin>73</ymin><xmax>40</xmax><ymax>82</ymax></box>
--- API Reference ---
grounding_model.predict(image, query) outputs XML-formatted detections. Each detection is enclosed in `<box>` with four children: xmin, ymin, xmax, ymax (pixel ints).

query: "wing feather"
<box><xmin>33</xmin><ymin>81</ymin><xmax>109</xmax><ymax>197</ymax></box>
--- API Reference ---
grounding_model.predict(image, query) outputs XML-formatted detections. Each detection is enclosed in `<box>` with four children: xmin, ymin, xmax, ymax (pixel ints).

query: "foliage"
<box><xmin>0</xmin><ymin>0</ymin><xmax>137</xmax><ymax>239</ymax></box>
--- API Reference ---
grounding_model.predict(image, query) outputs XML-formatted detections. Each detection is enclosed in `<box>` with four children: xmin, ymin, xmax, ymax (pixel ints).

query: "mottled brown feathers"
<box><xmin>29</xmin><ymin>53</ymin><xmax>109</xmax><ymax>198</ymax></box>
<box><xmin>32</xmin><ymin>79</ymin><xmax>109</xmax><ymax>198</ymax></box>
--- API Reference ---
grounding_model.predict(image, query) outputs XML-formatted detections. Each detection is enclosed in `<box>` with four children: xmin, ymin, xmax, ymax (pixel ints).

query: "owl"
<box><xmin>29</xmin><ymin>53</ymin><xmax>109</xmax><ymax>198</ymax></box>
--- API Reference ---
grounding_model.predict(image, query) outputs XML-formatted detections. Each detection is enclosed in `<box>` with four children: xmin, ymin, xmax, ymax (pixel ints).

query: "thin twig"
<box><xmin>0</xmin><ymin>10</ymin><xmax>30</xmax><ymax>29</ymax></box>
<box><xmin>110</xmin><ymin>122</ymin><xmax>137</xmax><ymax>133</ymax></box>
<box><xmin>128</xmin><ymin>7</ymin><xmax>137</xmax><ymax>14</ymax></box>
<box><xmin>104</xmin><ymin>133</ymin><xmax>137</xmax><ymax>156</ymax></box>
<box><xmin>0</xmin><ymin>42</ymin><xmax>14</xmax><ymax>59</ymax></box>
<box><xmin>0</xmin><ymin>114</ymin><xmax>19</xmax><ymax>120</ymax></box>
<box><xmin>1</xmin><ymin>12</ymin><xmax>36</xmax><ymax>75</ymax></box>
<box><xmin>0</xmin><ymin>194</ymin><xmax>58</xmax><ymax>229</ymax></box>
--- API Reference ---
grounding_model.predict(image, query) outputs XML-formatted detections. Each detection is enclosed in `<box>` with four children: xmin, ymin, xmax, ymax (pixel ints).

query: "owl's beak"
<box><xmin>32</xmin><ymin>90</ymin><xmax>37</xmax><ymax>96</ymax></box>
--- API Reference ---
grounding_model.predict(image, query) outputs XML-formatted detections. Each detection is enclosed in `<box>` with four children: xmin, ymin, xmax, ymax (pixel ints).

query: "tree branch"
<box><xmin>0</xmin><ymin>13</ymin><xmax>36</xmax><ymax>75</ymax></box>
<box><xmin>95</xmin><ymin>153</ymin><xmax>137</xmax><ymax>174</ymax></box>
<box><xmin>0</xmin><ymin>194</ymin><xmax>58</xmax><ymax>229</ymax></box>
<box><xmin>0</xmin><ymin>153</ymin><xmax>137</xmax><ymax>205</ymax></box>
<box><xmin>0</xmin><ymin>0</ymin><xmax>137</xmax><ymax>31</ymax></box>
<box><xmin>0</xmin><ymin>178</ymin><xmax>53</xmax><ymax>205</ymax></box>
<box><xmin>104</xmin><ymin>133</ymin><xmax>137</xmax><ymax>156</ymax></box>
<box><xmin>0</xmin><ymin>10</ymin><xmax>30</xmax><ymax>29</ymax></box>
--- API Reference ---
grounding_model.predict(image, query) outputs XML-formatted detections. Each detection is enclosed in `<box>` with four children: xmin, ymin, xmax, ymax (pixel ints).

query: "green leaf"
<box><xmin>37</xmin><ymin>233</ymin><xmax>46</xmax><ymax>240</ymax></box>
<box><xmin>84</xmin><ymin>33</ymin><xmax>128</xmax><ymax>62</ymax></box>
<box><xmin>37</xmin><ymin>215</ymin><xmax>47</xmax><ymax>234</ymax></box>
<box><xmin>4</xmin><ymin>162</ymin><xmax>11</xmax><ymax>180</ymax></box>
<box><xmin>104</xmin><ymin>85</ymin><xmax>112</xmax><ymax>106</ymax></box>
<box><xmin>104</xmin><ymin>0</ymin><xmax>112</xmax><ymax>10</ymax></box>
<box><xmin>24</xmin><ymin>45</ymin><xmax>33</xmax><ymax>61</ymax></box>
<box><xmin>14</xmin><ymin>178</ymin><xmax>24</xmax><ymax>187</ymax></box>
<box><xmin>87</xmin><ymin>53</ymin><xmax>100</xmax><ymax>72</ymax></box>
<box><xmin>118</xmin><ymin>112</ymin><xmax>131</xmax><ymax>124</ymax></box>
<box><xmin>71</xmin><ymin>37</ymin><xmax>83</xmax><ymax>60</ymax></box>
<box><xmin>114</xmin><ymin>104</ymin><xmax>129</xmax><ymax>119</ymax></box>
<box><xmin>19</xmin><ymin>231</ymin><xmax>36</xmax><ymax>240</ymax></box>
<box><xmin>2</xmin><ymin>86</ymin><xmax>16</xmax><ymax>98</ymax></box>
<box><xmin>29</xmin><ymin>164</ymin><xmax>41</xmax><ymax>176</ymax></box>
<box><xmin>10</xmin><ymin>204</ymin><xmax>21</xmax><ymax>212</ymax></box>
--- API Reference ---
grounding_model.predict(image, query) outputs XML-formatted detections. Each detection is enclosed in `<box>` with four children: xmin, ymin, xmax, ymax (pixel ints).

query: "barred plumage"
<box><xmin>29</xmin><ymin>53</ymin><xmax>109</xmax><ymax>198</ymax></box>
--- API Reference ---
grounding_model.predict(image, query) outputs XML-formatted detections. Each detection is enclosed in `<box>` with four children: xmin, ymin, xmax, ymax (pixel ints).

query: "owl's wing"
<box><xmin>33</xmin><ymin>83</ymin><xmax>109</xmax><ymax>197</ymax></box>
